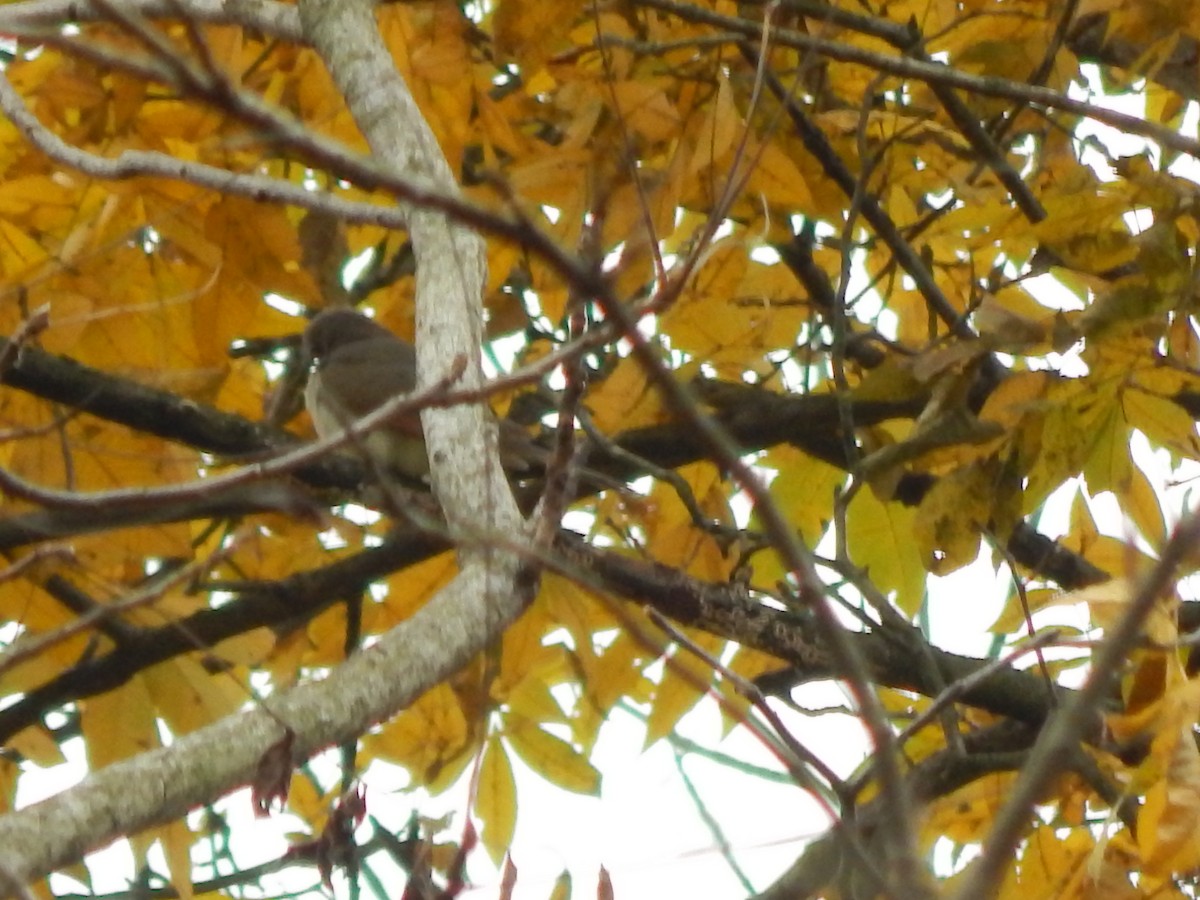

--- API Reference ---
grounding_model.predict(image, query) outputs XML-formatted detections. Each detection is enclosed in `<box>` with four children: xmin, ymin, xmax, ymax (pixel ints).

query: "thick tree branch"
<box><xmin>0</xmin><ymin>0</ymin><xmax>302</xmax><ymax>40</ymax></box>
<box><xmin>564</xmin><ymin>536</ymin><xmax>1076</xmax><ymax>730</ymax></box>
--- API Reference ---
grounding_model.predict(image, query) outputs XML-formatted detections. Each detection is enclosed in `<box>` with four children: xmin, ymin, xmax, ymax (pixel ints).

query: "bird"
<box><xmin>302</xmin><ymin>307</ymin><xmax>436</xmax><ymax>480</ymax></box>
<box><xmin>301</xmin><ymin>307</ymin><xmax>544</xmax><ymax>482</ymax></box>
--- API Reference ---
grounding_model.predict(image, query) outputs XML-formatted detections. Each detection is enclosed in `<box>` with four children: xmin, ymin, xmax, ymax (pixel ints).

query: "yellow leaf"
<box><xmin>285</xmin><ymin>778</ymin><xmax>327</xmax><ymax>831</ymax></box>
<box><xmin>725</xmin><ymin>645</ymin><xmax>784</xmax><ymax>683</ymax></box>
<box><xmin>0</xmin><ymin>218</ymin><xmax>51</xmax><ymax>280</ymax></box>
<box><xmin>1029</xmin><ymin>175</ymin><xmax>1139</xmax><ymax>274</ymax></box>
<box><xmin>643</xmin><ymin>462</ymin><xmax>735</xmax><ymax>581</ymax></box>
<box><xmin>367</xmin><ymin>683</ymin><xmax>470</xmax><ymax>782</ymax></box>
<box><xmin>508</xmin><ymin>147</ymin><xmax>592</xmax><ymax>208</ymax></box>
<box><xmin>662</xmin><ymin>238</ymin><xmax>748</xmax><ymax>357</ymax></box>
<box><xmin>912</xmin><ymin>461</ymin><xmax>995</xmax><ymax>575</ymax></box>
<box><xmin>477</xmin><ymin>735</ymin><xmax>517</xmax><ymax>864</ymax></box>
<box><xmin>81</xmin><ymin>676</ymin><xmax>159</xmax><ymax>771</ymax></box>
<box><xmin>645</xmin><ymin>631</ymin><xmax>722</xmax><ymax>746</ymax></box>
<box><xmin>687</xmin><ymin>75</ymin><xmax>740</xmax><ymax>175</ymax></box>
<box><xmin>759</xmin><ymin>444</ymin><xmax>845</xmax><ymax>552</ymax></box>
<box><xmin>201</xmin><ymin>198</ymin><xmax>321</xmax><ymax>351</ymax></box>
<box><xmin>1126</xmin><ymin>459</ymin><xmax>1167</xmax><ymax>549</ymax></box>
<box><xmin>505</xmin><ymin>720</ymin><xmax>600</xmax><ymax>795</ymax></box>
<box><xmin>211</xmin><ymin>628</ymin><xmax>276</xmax><ymax>668</ymax></box>
<box><xmin>974</xmin><ymin>290</ymin><xmax>1055</xmax><ymax>350</ymax></box>
<box><xmin>978</xmin><ymin>370</ymin><xmax>1048</xmax><ymax>431</ymax></box>
<box><xmin>545</xmin><ymin>871</ymin><xmax>571</xmax><ymax>900</ymax></box>
<box><xmin>0</xmin><ymin>758</ymin><xmax>17</xmax><ymax>815</ymax></box>
<box><xmin>373</xmin><ymin>547</ymin><xmax>453</xmax><ymax>619</ymax></box>
<box><xmin>0</xmin><ymin>603</ymin><xmax>94</xmax><ymax>699</ymax></box>
<box><xmin>505</xmin><ymin>671</ymin><xmax>569</xmax><ymax>726</ymax></box>
<box><xmin>1123</xmin><ymin>388</ymin><xmax>1200</xmax><ymax>460</ymax></box>
<box><xmin>990</xmin><ymin>587</ymin><xmax>1067</xmax><ymax>635</ymax></box>
<box><xmin>493</xmin><ymin>0</ymin><xmax>584</xmax><ymax>68</ymax></box>
<box><xmin>1081</xmin><ymin>400</ymin><xmax>1130</xmax><ymax>495</ymax></box>
<box><xmin>881</xmin><ymin>691</ymin><xmax>946</xmax><ymax>765</ymax></box>
<box><xmin>921</xmin><ymin>772</ymin><xmax>1015</xmax><ymax>845</ymax></box>
<box><xmin>586</xmin><ymin>629</ymin><xmax>654</xmax><ymax>717</ymax></box>
<box><xmin>6</xmin><ymin>722</ymin><xmax>65</xmax><ymax>769</ymax></box>
<box><xmin>1062</xmin><ymin>491</ymin><xmax>1157</xmax><ymax>580</ymax></box>
<box><xmin>846</xmin><ymin>490</ymin><xmax>925</xmax><ymax>615</ymax></box>
<box><xmin>158</xmin><ymin>819</ymin><xmax>194</xmax><ymax>900</ymax></box>
<box><xmin>1003</xmin><ymin>826</ymin><xmax>1099</xmax><ymax>898</ymax></box>
<box><xmin>851</xmin><ymin>356</ymin><xmax>926</xmax><ymax>403</ymax></box>
<box><xmin>1137</xmin><ymin>681</ymin><xmax>1200</xmax><ymax>883</ymax></box>
<box><xmin>743</xmin><ymin>140</ymin><xmax>815</xmax><ymax>211</ymax></box>
<box><xmin>475</xmin><ymin>90</ymin><xmax>527</xmax><ymax>159</ymax></box>
<box><xmin>1069</xmin><ymin>577</ymin><xmax>1177</xmax><ymax>647</ymax></box>
<box><xmin>409</xmin><ymin>14</ymin><xmax>470</xmax><ymax>87</ymax></box>
<box><xmin>540</xmin><ymin>573</ymin><xmax>619</xmax><ymax>652</ymax></box>
<box><xmin>496</xmin><ymin>601</ymin><xmax>562</xmax><ymax>702</ymax></box>
<box><xmin>142</xmin><ymin>656</ymin><xmax>246</xmax><ymax>737</ymax></box>
<box><xmin>1024</xmin><ymin>380</ymin><xmax>1117</xmax><ymax>512</ymax></box>
<box><xmin>609</xmin><ymin>81</ymin><xmax>679</xmax><ymax>143</ymax></box>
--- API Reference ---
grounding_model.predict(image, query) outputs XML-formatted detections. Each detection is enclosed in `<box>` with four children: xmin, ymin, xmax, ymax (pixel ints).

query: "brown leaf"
<box><xmin>251</xmin><ymin>728</ymin><xmax>295</xmax><ymax>817</ymax></box>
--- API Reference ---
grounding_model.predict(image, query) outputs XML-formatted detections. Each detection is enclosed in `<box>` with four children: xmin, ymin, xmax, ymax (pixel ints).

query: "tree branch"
<box><xmin>0</xmin><ymin>0</ymin><xmax>302</xmax><ymax>40</ymax></box>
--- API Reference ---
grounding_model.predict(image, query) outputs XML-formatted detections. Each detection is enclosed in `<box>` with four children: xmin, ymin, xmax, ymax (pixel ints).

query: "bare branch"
<box><xmin>0</xmin><ymin>0</ymin><xmax>302</xmax><ymax>41</ymax></box>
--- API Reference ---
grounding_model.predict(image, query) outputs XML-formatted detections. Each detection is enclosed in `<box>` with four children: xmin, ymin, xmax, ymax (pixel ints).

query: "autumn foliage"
<box><xmin>0</xmin><ymin>0</ymin><xmax>1199</xmax><ymax>898</ymax></box>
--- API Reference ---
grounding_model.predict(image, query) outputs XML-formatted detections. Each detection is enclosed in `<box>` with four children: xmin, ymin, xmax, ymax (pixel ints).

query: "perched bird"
<box><xmin>303</xmin><ymin>308</ymin><xmax>432</xmax><ymax>479</ymax></box>
<box><xmin>302</xmin><ymin>307</ymin><xmax>544</xmax><ymax>481</ymax></box>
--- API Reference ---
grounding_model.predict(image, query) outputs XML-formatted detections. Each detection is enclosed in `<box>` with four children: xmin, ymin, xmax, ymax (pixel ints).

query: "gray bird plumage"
<box><xmin>303</xmin><ymin>307</ymin><xmax>556</xmax><ymax>484</ymax></box>
<box><xmin>302</xmin><ymin>308</ymin><xmax>430</xmax><ymax>478</ymax></box>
